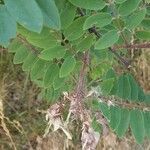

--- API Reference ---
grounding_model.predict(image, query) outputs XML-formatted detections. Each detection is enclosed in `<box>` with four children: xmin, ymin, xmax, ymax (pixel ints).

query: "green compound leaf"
<box><xmin>101</xmin><ymin>78</ymin><xmax>115</xmax><ymax>95</ymax></box>
<box><xmin>115</xmin><ymin>0</ymin><xmax>127</xmax><ymax>4</ymax></box>
<box><xmin>60</xmin><ymin>2</ymin><xmax>76</xmax><ymax>29</ymax></box>
<box><xmin>30</xmin><ymin>59</ymin><xmax>46</xmax><ymax>80</ymax></box>
<box><xmin>53</xmin><ymin>76</ymin><xmax>65</xmax><ymax>90</ymax></box>
<box><xmin>22</xmin><ymin>52</ymin><xmax>37</xmax><ymax>72</ymax></box>
<box><xmin>130</xmin><ymin>109</ymin><xmax>145</xmax><ymax>144</ymax></box>
<box><xmin>26</xmin><ymin>28</ymin><xmax>58</xmax><ymax>49</ymax></box>
<box><xmin>119</xmin><ymin>0</ymin><xmax>141</xmax><ymax>16</ymax></box>
<box><xmin>76</xmin><ymin>35</ymin><xmax>95</xmax><ymax>52</ymax></box>
<box><xmin>110</xmin><ymin>79</ymin><xmax>118</xmax><ymax>95</ymax></box>
<box><xmin>115</xmin><ymin>109</ymin><xmax>130</xmax><ymax>138</ymax></box>
<box><xmin>5</xmin><ymin>0</ymin><xmax>43</xmax><ymax>32</ymax></box>
<box><xmin>95</xmin><ymin>30</ymin><xmax>119</xmax><ymax>50</ymax></box>
<box><xmin>117</xmin><ymin>74</ymin><xmax>131</xmax><ymax>100</ymax></box>
<box><xmin>127</xmin><ymin>74</ymin><xmax>139</xmax><ymax>101</ymax></box>
<box><xmin>126</xmin><ymin>8</ymin><xmax>146</xmax><ymax>30</ymax></box>
<box><xmin>68</xmin><ymin>0</ymin><xmax>106</xmax><ymax>10</ymax></box>
<box><xmin>13</xmin><ymin>45</ymin><xmax>29</xmax><ymax>64</ymax></box>
<box><xmin>8</xmin><ymin>39</ymin><xmax>22</xmax><ymax>53</ymax></box>
<box><xmin>135</xmin><ymin>30</ymin><xmax>150</xmax><ymax>40</ymax></box>
<box><xmin>83</xmin><ymin>13</ymin><xmax>112</xmax><ymax>30</ymax></box>
<box><xmin>110</xmin><ymin>106</ymin><xmax>121</xmax><ymax>131</ymax></box>
<box><xmin>138</xmin><ymin>86</ymin><xmax>145</xmax><ymax>102</ymax></box>
<box><xmin>104</xmin><ymin>68</ymin><xmax>116</xmax><ymax>79</ymax></box>
<box><xmin>44</xmin><ymin>64</ymin><xmax>59</xmax><ymax>88</ymax></box>
<box><xmin>36</xmin><ymin>0</ymin><xmax>61</xmax><ymax>30</ymax></box>
<box><xmin>99</xmin><ymin>102</ymin><xmax>110</xmax><ymax>121</ymax></box>
<box><xmin>17</xmin><ymin>25</ymin><xmax>30</xmax><ymax>37</ymax></box>
<box><xmin>0</xmin><ymin>5</ymin><xmax>17</xmax><ymax>46</ymax></box>
<box><xmin>92</xmin><ymin>117</ymin><xmax>102</xmax><ymax>133</ymax></box>
<box><xmin>39</xmin><ymin>45</ymin><xmax>66</xmax><ymax>61</ymax></box>
<box><xmin>59</xmin><ymin>56</ymin><xmax>76</xmax><ymax>77</ymax></box>
<box><xmin>54</xmin><ymin>0</ymin><xmax>66</xmax><ymax>13</ymax></box>
<box><xmin>64</xmin><ymin>16</ymin><xmax>87</xmax><ymax>41</ymax></box>
<box><xmin>143</xmin><ymin>111</ymin><xmax>150</xmax><ymax>138</ymax></box>
<box><xmin>140</xmin><ymin>18</ymin><xmax>150</xmax><ymax>29</ymax></box>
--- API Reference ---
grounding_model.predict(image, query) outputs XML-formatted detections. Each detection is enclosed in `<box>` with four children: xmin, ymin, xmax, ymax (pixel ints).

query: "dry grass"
<box><xmin>134</xmin><ymin>49</ymin><xmax>150</xmax><ymax>92</ymax></box>
<box><xmin>0</xmin><ymin>52</ymin><xmax>47</xmax><ymax>150</ymax></box>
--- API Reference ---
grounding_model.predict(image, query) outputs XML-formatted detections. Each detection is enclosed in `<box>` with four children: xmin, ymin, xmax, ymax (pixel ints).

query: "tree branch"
<box><xmin>97</xmin><ymin>95</ymin><xmax>150</xmax><ymax>111</ymax></box>
<box><xmin>77</xmin><ymin>8</ymin><xmax>130</xmax><ymax>68</ymax></box>
<box><xmin>72</xmin><ymin>51</ymin><xmax>90</xmax><ymax>121</ymax></box>
<box><xmin>113</xmin><ymin>42</ymin><xmax>150</xmax><ymax>50</ymax></box>
<box><xmin>75</xmin><ymin>51</ymin><xmax>89</xmax><ymax>99</ymax></box>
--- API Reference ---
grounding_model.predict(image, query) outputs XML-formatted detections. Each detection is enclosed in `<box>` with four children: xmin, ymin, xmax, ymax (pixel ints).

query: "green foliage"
<box><xmin>60</xmin><ymin>2</ymin><xmax>76</xmax><ymax>29</ymax></box>
<box><xmin>127</xmin><ymin>74</ymin><xmax>139</xmax><ymax>101</ymax></box>
<box><xmin>5</xmin><ymin>0</ymin><xmax>43</xmax><ymax>32</ymax></box>
<box><xmin>143</xmin><ymin>112</ymin><xmax>150</xmax><ymax>138</ymax></box>
<box><xmin>101</xmin><ymin>78</ymin><xmax>115</xmax><ymax>95</ymax></box>
<box><xmin>130</xmin><ymin>109</ymin><xmax>145</xmax><ymax>144</ymax></box>
<box><xmin>95</xmin><ymin>30</ymin><xmax>119</xmax><ymax>49</ymax></box>
<box><xmin>92</xmin><ymin>117</ymin><xmax>102</xmax><ymax>133</ymax></box>
<box><xmin>126</xmin><ymin>8</ymin><xmax>146</xmax><ymax>30</ymax></box>
<box><xmin>35</xmin><ymin>0</ymin><xmax>61</xmax><ymax>30</ymax></box>
<box><xmin>83</xmin><ymin>13</ymin><xmax>112</xmax><ymax>30</ymax></box>
<box><xmin>68</xmin><ymin>0</ymin><xmax>106</xmax><ymax>10</ymax></box>
<box><xmin>22</xmin><ymin>52</ymin><xmax>37</xmax><ymax>72</ymax></box>
<box><xmin>30</xmin><ymin>59</ymin><xmax>46</xmax><ymax>81</ymax></box>
<box><xmin>109</xmin><ymin>106</ymin><xmax>121</xmax><ymax>130</ymax></box>
<box><xmin>136</xmin><ymin>30</ymin><xmax>150</xmax><ymax>40</ymax></box>
<box><xmin>115</xmin><ymin>108</ymin><xmax>130</xmax><ymax>138</ymax></box>
<box><xmin>39</xmin><ymin>45</ymin><xmax>66</xmax><ymax>61</ymax></box>
<box><xmin>59</xmin><ymin>56</ymin><xmax>76</xmax><ymax>77</ymax></box>
<box><xmin>119</xmin><ymin>0</ymin><xmax>141</xmax><ymax>16</ymax></box>
<box><xmin>0</xmin><ymin>0</ymin><xmax>149</xmax><ymax>145</ymax></box>
<box><xmin>13</xmin><ymin>45</ymin><xmax>29</xmax><ymax>64</ymax></box>
<box><xmin>64</xmin><ymin>16</ymin><xmax>87</xmax><ymax>41</ymax></box>
<box><xmin>115</xmin><ymin>0</ymin><xmax>127</xmax><ymax>4</ymax></box>
<box><xmin>0</xmin><ymin>5</ymin><xmax>16</xmax><ymax>46</ymax></box>
<box><xmin>76</xmin><ymin>34</ymin><xmax>95</xmax><ymax>52</ymax></box>
<box><xmin>99</xmin><ymin>102</ymin><xmax>110</xmax><ymax>120</ymax></box>
<box><xmin>116</xmin><ymin>74</ymin><xmax>131</xmax><ymax>100</ymax></box>
<box><xmin>98</xmin><ymin>102</ymin><xmax>149</xmax><ymax>143</ymax></box>
<box><xmin>44</xmin><ymin>64</ymin><xmax>59</xmax><ymax>87</ymax></box>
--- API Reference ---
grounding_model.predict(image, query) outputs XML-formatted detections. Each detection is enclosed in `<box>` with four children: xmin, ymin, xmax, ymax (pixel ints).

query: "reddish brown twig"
<box><xmin>113</xmin><ymin>42</ymin><xmax>150</xmax><ymax>50</ymax></box>
<box><xmin>70</xmin><ymin>51</ymin><xmax>90</xmax><ymax>122</ymax></box>
<box><xmin>97</xmin><ymin>95</ymin><xmax>150</xmax><ymax>111</ymax></box>
<box><xmin>77</xmin><ymin>8</ymin><xmax>131</xmax><ymax>68</ymax></box>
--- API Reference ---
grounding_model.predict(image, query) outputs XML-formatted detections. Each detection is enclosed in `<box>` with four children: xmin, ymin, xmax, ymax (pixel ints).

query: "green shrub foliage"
<box><xmin>0</xmin><ymin>0</ymin><xmax>150</xmax><ymax>144</ymax></box>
